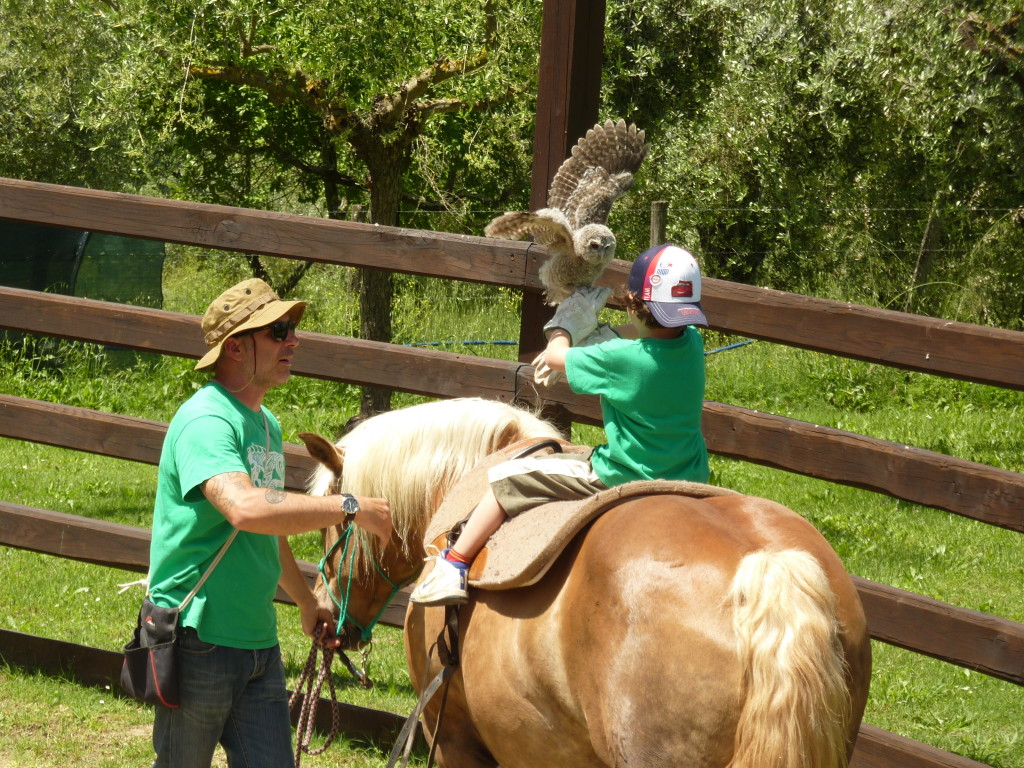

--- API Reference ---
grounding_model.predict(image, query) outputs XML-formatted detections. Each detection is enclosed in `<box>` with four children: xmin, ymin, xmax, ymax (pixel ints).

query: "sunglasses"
<box><xmin>237</xmin><ymin>319</ymin><xmax>298</xmax><ymax>343</ymax></box>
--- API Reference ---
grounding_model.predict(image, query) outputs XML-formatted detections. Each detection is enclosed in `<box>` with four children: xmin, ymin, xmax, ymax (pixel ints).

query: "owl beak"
<box><xmin>588</xmin><ymin>241</ymin><xmax>614</xmax><ymax>263</ymax></box>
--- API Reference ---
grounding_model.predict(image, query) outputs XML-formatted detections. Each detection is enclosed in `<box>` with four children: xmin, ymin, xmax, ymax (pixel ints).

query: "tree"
<box><xmin>30</xmin><ymin>0</ymin><xmax>541</xmax><ymax>414</ymax></box>
<box><xmin>601</xmin><ymin>0</ymin><xmax>1024</xmax><ymax>327</ymax></box>
<box><xmin>0</xmin><ymin>0</ymin><xmax>134</xmax><ymax>190</ymax></box>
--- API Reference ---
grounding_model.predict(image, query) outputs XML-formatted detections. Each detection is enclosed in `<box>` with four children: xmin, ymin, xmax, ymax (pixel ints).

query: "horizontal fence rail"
<box><xmin>0</xmin><ymin>624</ymin><xmax>997</xmax><ymax>768</ymax></box>
<box><xmin>0</xmin><ymin>628</ymin><xmax>409</xmax><ymax>745</ymax></box>
<box><xmin>2</xmin><ymin>177</ymin><xmax>1024</xmax><ymax>391</ymax></box>
<box><xmin>2</xmin><ymin>500</ymin><xmax>1020</xmax><ymax>686</ymax></box>
<box><xmin>2</xmin><ymin>301</ymin><xmax>1022</xmax><ymax>532</ymax></box>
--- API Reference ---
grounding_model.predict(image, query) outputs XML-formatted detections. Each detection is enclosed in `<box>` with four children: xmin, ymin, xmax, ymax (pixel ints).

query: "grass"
<box><xmin>1</xmin><ymin>249</ymin><xmax>1022</xmax><ymax>766</ymax></box>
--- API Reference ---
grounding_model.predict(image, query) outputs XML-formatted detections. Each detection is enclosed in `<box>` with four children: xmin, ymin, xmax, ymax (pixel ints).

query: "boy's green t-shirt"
<box><xmin>148</xmin><ymin>382</ymin><xmax>284</xmax><ymax>649</ymax></box>
<box><xmin>565</xmin><ymin>327</ymin><xmax>709</xmax><ymax>487</ymax></box>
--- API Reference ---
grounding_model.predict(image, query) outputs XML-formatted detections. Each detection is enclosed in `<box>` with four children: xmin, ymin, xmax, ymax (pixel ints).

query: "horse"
<box><xmin>302</xmin><ymin>397</ymin><xmax>871</xmax><ymax>768</ymax></box>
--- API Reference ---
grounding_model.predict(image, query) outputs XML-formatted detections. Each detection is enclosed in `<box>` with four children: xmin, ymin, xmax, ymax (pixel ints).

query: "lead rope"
<box><xmin>291</xmin><ymin>521</ymin><xmax>422</xmax><ymax>765</ymax></box>
<box><xmin>289</xmin><ymin>624</ymin><xmax>342</xmax><ymax>767</ymax></box>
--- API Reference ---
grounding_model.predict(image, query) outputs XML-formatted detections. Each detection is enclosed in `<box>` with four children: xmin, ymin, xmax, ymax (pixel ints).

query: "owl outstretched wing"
<box><xmin>484</xmin><ymin>209</ymin><xmax>573</xmax><ymax>251</ymax></box>
<box><xmin>484</xmin><ymin>119</ymin><xmax>647</xmax><ymax>305</ymax></box>
<box><xmin>547</xmin><ymin>119</ymin><xmax>648</xmax><ymax>230</ymax></box>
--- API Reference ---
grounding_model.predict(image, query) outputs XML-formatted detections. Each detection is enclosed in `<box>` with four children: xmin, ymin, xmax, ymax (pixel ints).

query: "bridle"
<box><xmin>318</xmin><ymin>520</ymin><xmax>421</xmax><ymax>676</ymax></box>
<box><xmin>290</xmin><ymin>489</ymin><xmax>422</xmax><ymax>766</ymax></box>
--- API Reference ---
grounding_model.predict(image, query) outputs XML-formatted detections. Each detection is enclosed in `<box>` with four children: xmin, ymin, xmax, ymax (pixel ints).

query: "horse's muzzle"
<box><xmin>335</xmin><ymin>621</ymin><xmax>364</xmax><ymax>651</ymax></box>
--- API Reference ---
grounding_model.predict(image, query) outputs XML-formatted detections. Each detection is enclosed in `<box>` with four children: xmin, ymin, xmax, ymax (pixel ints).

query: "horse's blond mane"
<box><xmin>307</xmin><ymin>397</ymin><xmax>562</xmax><ymax>571</ymax></box>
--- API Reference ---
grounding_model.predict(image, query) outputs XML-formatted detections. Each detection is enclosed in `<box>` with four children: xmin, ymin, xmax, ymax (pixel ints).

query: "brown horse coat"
<box><xmin>405</xmin><ymin>494</ymin><xmax>871</xmax><ymax>768</ymax></box>
<box><xmin>300</xmin><ymin>398</ymin><xmax>870</xmax><ymax>768</ymax></box>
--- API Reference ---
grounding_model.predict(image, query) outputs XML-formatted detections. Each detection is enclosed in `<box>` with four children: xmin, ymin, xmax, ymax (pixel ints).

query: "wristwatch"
<box><xmin>340</xmin><ymin>493</ymin><xmax>360</xmax><ymax>526</ymax></box>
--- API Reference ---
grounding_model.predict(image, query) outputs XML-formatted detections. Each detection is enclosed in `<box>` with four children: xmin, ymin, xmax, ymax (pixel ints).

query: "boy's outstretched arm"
<box><xmin>543</xmin><ymin>330</ymin><xmax>572</xmax><ymax>373</ymax></box>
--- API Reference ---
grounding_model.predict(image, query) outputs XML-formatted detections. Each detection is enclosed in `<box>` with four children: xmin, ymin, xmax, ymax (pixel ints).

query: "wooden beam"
<box><xmin>0</xmin><ymin>502</ymin><xmax>151</xmax><ymax>572</ymax></box>
<box><xmin>531</xmin><ymin>0</ymin><xmax>605</xmax><ymax>211</ymax></box>
<box><xmin>3</xmin><ymin>350</ymin><xmax>1023</xmax><ymax>532</ymax></box>
<box><xmin>0</xmin><ymin>178</ymin><xmax>527</xmax><ymax>288</ymax></box>
<box><xmin>0</xmin><ymin>501</ymin><xmax>410</xmax><ymax>628</ymax></box>
<box><xmin>852</xmin><ymin>577</ymin><xmax>1023</xmax><ymax>685</ymax></box>
<box><xmin>0</xmin><ymin>392</ymin><xmax>316</xmax><ymax>490</ymax></box>
<box><xmin>0</xmin><ymin>288</ymin><xmax>524</xmax><ymax>401</ymax></box>
<box><xmin>3</xmin><ymin>179</ymin><xmax>1023</xmax><ymax>390</ymax></box>
<box><xmin>2</xmin><ymin>502</ymin><xmax>1019</xmax><ymax>687</ymax></box>
<box><xmin>521</xmin><ymin>0</ymin><xmax>606</xmax><ymax>364</ymax></box>
<box><xmin>698</xmin><ymin>401</ymin><xmax>1024</xmax><ymax>533</ymax></box>
<box><xmin>529</xmin><ymin>383</ymin><xmax>1024</xmax><ymax>532</ymax></box>
<box><xmin>0</xmin><ymin>629</ymin><xmax>412</xmax><ymax>745</ymax></box>
<box><xmin>605</xmin><ymin>258</ymin><xmax>1024</xmax><ymax>391</ymax></box>
<box><xmin>851</xmin><ymin>724</ymin><xmax>994</xmax><ymax>768</ymax></box>
<box><xmin>0</xmin><ymin>636</ymin><xmax>997</xmax><ymax>767</ymax></box>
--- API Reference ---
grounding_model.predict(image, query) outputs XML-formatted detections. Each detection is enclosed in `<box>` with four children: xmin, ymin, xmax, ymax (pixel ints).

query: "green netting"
<box><xmin>0</xmin><ymin>220</ymin><xmax>164</xmax><ymax>308</ymax></box>
<box><xmin>0</xmin><ymin>220</ymin><xmax>86</xmax><ymax>295</ymax></box>
<box><xmin>74</xmin><ymin>231</ymin><xmax>164</xmax><ymax>308</ymax></box>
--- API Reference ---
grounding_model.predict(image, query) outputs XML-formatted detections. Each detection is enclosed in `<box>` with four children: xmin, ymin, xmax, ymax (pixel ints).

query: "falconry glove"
<box><xmin>542</xmin><ymin>286</ymin><xmax>611</xmax><ymax>345</ymax></box>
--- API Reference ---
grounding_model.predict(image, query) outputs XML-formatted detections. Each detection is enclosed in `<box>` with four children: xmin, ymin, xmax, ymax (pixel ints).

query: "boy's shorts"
<box><xmin>488</xmin><ymin>448</ymin><xmax>608</xmax><ymax>517</ymax></box>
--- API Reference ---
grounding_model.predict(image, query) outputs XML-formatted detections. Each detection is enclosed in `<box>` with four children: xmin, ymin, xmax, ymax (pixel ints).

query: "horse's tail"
<box><xmin>726</xmin><ymin>549</ymin><xmax>852</xmax><ymax>768</ymax></box>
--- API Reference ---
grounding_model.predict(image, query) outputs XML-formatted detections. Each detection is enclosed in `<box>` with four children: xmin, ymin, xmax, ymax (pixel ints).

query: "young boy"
<box><xmin>409</xmin><ymin>244</ymin><xmax>710</xmax><ymax>606</ymax></box>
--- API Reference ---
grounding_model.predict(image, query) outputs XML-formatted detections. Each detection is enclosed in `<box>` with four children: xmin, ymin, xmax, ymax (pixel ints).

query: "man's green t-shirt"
<box><xmin>148</xmin><ymin>382</ymin><xmax>284</xmax><ymax>649</ymax></box>
<box><xmin>565</xmin><ymin>327</ymin><xmax>709</xmax><ymax>487</ymax></box>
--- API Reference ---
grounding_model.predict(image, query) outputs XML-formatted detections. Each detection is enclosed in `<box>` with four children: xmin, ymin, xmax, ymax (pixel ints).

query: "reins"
<box><xmin>290</xmin><ymin>521</ymin><xmax>421</xmax><ymax>765</ymax></box>
<box><xmin>289</xmin><ymin>624</ymin><xmax>342</xmax><ymax>767</ymax></box>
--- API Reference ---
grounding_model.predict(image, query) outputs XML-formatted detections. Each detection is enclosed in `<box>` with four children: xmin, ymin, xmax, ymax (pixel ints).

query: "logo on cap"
<box><xmin>670</xmin><ymin>281</ymin><xmax>694</xmax><ymax>298</ymax></box>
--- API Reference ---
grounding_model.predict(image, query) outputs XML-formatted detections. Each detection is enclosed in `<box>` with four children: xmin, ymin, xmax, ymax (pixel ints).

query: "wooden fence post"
<box><xmin>650</xmin><ymin>200</ymin><xmax>668</xmax><ymax>247</ymax></box>
<box><xmin>519</xmin><ymin>0</ymin><xmax>606</xmax><ymax>433</ymax></box>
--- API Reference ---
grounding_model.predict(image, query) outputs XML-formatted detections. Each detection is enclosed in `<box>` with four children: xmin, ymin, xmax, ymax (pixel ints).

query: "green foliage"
<box><xmin>4</xmin><ymin>0</ymin><xmax>1023</xmax><ymax>327</ymax></box>
<box><xmin>0</xmin><ymin>0</ymin><xmax>134</xmax><ymax>188</ymax></box>
<box><xmin>608</xmin><ymin>0</ymin><xmax>1024</xmax><ymax>326</ymax></box>
<box><xmin>68</xmin><ymin>0</ymin><xmax>542</xmax><ymax>223</ymax></box>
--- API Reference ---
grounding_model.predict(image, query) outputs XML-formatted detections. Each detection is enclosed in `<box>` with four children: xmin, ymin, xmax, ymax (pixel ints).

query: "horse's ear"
<box><xmin>298</xmin><ymin>432</ymin><xmax>345</xmax><ymax>477</ymax></box>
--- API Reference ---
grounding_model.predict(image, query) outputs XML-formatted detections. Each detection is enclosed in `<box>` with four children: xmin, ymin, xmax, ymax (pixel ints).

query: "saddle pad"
<box><xmin>423</xmin><ymin>441</ymin><xmax>739</xmax><ymax>590</ymax></box>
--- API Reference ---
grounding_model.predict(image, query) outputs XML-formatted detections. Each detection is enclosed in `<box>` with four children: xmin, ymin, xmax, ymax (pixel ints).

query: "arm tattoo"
<box><xmin>203</xmin><ymin>472</ymin><xmax>250</xmax><ymax>513</ymax></box>
<box><xmin>265</xmin><ymin>488</ymin><xmax>288</xmax><ymax>504</ymax></box>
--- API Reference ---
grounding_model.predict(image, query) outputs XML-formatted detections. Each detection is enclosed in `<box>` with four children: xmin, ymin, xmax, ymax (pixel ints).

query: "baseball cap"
<box><xmin>195</xmin><ymin>278</ymin><xmax>307</xmax><ymax>372</ymax></box>
<box><xmin>627</xmin><ymin>244</ymin><xmax>708</xmax><ymax>328</ymax></box>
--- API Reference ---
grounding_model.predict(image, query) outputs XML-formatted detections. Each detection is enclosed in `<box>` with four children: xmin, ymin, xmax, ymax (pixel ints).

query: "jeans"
<box><xmin>152</xmin><ymin>628</ymin><xmax>294</xmax><ymax>768</ymax></box>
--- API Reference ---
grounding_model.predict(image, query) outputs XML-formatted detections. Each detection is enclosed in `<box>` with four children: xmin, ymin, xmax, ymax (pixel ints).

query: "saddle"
<box><xmin>423</xmin><ymin>439</ymin><xmax>739</xmax><ymax>590</ymax></box>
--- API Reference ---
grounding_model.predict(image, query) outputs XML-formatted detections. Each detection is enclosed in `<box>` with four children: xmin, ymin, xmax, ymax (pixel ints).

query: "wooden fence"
<box><xmin>1</xmin><ymin>177</ymin><xmax>1022</xmax><ymax>768</ymax></box>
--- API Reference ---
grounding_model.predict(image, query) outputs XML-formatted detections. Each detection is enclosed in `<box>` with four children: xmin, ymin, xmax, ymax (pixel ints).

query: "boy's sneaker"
<box><xmin>409</xmin><ymin>550</ymin><xmax>469</xmax><ymax>606</ymax></box>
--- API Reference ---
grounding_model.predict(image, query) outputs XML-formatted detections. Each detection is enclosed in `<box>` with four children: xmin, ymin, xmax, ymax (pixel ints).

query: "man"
<box><xmin>147</xmin><ymin>278</ymin><xmax>392</xmax><ymax>767</ymax></box>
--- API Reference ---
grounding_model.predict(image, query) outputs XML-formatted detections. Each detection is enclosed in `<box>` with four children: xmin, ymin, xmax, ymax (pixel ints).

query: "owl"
<box><xmin>485</xmin><ymin>119</ymin><xmax>648</xmax><ymax>305</ymax></box>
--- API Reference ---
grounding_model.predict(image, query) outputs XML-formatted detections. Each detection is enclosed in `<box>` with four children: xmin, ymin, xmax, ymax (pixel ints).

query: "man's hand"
<box><xmin>302</xmin><ymin>611</ymin><xmax>341</xmax><ymax>647</ymax></box>
<box><xmin>353</xmin><ymin>496</ymin><xmax>392</xmax><ymax>547</ymax></box>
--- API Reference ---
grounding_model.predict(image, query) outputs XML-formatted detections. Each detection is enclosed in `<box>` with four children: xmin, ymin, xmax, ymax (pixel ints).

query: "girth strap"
<box><xmin>387</xmin><ymin>604</ymin><xmax>461</xmax><ymax>768</ymax></box>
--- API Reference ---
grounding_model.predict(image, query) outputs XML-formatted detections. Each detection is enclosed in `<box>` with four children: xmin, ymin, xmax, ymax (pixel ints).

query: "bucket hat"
<box><xmin>195</xmin><ymin>278</ymin><xmax>306</xmax><ymax>372</ymax></box>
